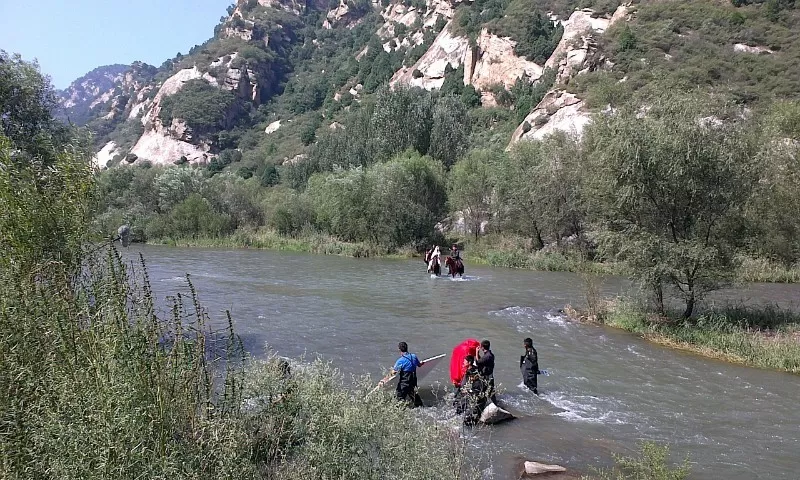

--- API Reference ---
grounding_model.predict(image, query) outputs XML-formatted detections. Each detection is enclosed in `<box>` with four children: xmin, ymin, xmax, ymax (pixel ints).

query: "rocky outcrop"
<box><xmin>391</xmin><ymin>14</ymin><xmax>549</xmax><ymax>94</ymax></box>
<box><xmin>265</xmin><ymin>119</ymin><xmax>282</xmax><ymax>134</ymax></box>
<box><xmin>479</xmin><ymin>402</ymin><xmax>515</xmax><ymax>425</ymax></box>
<box><xmin>510</xmin><ymin>5</ymin><xmax>631</xmax><ymax>144</ymax></box>
<box><xmin>466</xmin><ymin>29</ymin><xmax>544</xmax><ymax>90</ymax></box>
<box><xmin>733</xmin><ymin>43</ymin><xmax>773</xmax><ymax>55</ymax></box>
<box><xmin>129</xmin><ymin>128</ymin><xmax>211</xmax><ymax>166</ymax></box>
<box><xmin>92</xmin><ymin>141</ymin><xmax>120</xmax><ymax>169</ymax></box>
<box><xmin>323</xmin><ymin>0</ymin><xmax>368</xmax><ymax>29</ymax></box>
<box><xmin>390</xmin><ymin>23</ymin><xmax>471</xmax><ymax>90</ymax></box>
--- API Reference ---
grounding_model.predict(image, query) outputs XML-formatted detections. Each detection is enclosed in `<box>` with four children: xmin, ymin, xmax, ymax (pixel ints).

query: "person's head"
<box><xmin>523</xmin><ymin>337</ymin><xmax>533</xmax><ymax>349</ymax></box>
<box><xmin>464</xmin><ymin>354</ymin><xmax>475</xmax><ymax>366</ymax></box>
<box><xmin>481</xmin><ymin>340</ymin><xmax>490</xmax><ymax>351</ymax></box>
<box><xmin>452</xmin><ymin>243</ymin><xmax>457</xmax><ymax>249</ymax></box>
<box><xmin>398</xmin><ymin>341</ymin><xmax>408</xmax><ymax>353</ymax></box>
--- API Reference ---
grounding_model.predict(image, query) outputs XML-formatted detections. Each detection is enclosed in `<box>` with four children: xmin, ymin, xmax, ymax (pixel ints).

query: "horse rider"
<box><xmin>450</xmin><ymin>243</ymin><xmax>461</xmax><ymax>261</ymax></box>
<box><xmin>450</xmin><ymin>243</ymin><xmax>462</xmax><ymax>269</ymax></box>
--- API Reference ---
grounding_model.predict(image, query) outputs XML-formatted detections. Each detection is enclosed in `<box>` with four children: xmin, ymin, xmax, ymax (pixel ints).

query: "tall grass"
<box><xmin>462</xmin><ymin>234</ymin><xmax>621</xmax><ymax>274</ymax></box>
<box><xmin>0</xmin><ymin>246</ymin><xmax>477</xmax><ymax>479</ymax></box>
<box><xmin>604</xmin><ymin>302</ymin><xmax>800</xmax><ymax>374</ymax></box>
<box><xmin>735</xmin><ymin>256</ymin><xmax>800</xmax><ymax>283</ymax></box>
<box><xmin>148</xmin><ymin>227</ymin><xmax>411</xmax><ymax>259</ymax></box>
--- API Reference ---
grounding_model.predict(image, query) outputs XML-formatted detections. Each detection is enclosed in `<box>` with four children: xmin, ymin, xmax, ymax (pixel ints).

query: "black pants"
<box><xmin>397</xmin><ymin>372</ymin><xmax>422</xmax><ymax>407</ymax></box>
<box><xmin>523</xmin><ymin>373</ymin><xmax>538</xmax><ymax>395</ymax></box>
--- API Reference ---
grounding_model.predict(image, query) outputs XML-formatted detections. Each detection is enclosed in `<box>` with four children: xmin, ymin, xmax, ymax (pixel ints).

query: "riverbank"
<box><xmin>142</xmin><ymin>229</ymin><xmax>800</xmax><ymax>282</ymax></box>
<box><xmin>143</xmin><ymin>229</ymin><xmax>620</xmax><ymax>274</ymax></box>
<box><xmin>571</xmin><ymin>301</ymin><xmax>800</xmax><ymax>374</ymax></box>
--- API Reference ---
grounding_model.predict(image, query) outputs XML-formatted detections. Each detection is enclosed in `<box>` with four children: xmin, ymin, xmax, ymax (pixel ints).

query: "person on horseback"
<box><xmin>450</xmin><ymin>243</ymin><xmax>461</xmax><ymax>261</ymax></box>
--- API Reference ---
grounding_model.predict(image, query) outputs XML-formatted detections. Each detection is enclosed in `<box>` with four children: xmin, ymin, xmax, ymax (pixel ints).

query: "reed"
<box><xmin>0</xmin><ymin>247</ymin><xmax>476</xmax><ymax>479</ymax></box>
<box><xmin>603</xmin><ymin>302</ymin><xmax>800</xmax><ymax>374</ymax></box>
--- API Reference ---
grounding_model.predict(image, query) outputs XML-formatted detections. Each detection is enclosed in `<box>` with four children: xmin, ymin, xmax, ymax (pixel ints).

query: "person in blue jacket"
<box><xmin>392</xmin><ymin>341</ymin><xmax>426</xmax><ymax>407</ymax></box>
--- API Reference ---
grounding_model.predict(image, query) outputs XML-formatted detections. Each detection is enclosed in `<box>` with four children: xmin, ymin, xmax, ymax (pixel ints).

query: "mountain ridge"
<box><xmin>60</xmin><ymin>0</ymin><xmax>800</xmax><ymax>171</ymax></box>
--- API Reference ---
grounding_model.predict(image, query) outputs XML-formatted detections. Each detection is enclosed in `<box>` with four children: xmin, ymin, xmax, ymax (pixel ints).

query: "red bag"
<box><xmin>450</xmin><ymin>339</ymin><xmax>480</xmax><ymax>386</ymax></box>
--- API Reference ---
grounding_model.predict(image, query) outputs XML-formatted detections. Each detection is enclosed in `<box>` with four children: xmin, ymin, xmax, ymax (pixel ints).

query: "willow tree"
<box><xmin>585</xmin><ymin>91</ymin><xmax>761</xmax><ymax>317</ymax></box>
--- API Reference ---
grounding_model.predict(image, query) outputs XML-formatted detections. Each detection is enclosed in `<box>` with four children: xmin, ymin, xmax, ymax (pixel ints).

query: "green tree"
<box><xmin>429</xmin><ymin>96</ymin><xmax>470</xmax><ymax>167</ymax></box>
<box><xmin>448</xmin><ymin>150</ymin><xmax>496</xmax><ymax>239</ymax></box>
<box><xmin>0</xmin><ymin>51</ymin><xmax>75</xmax><ymax>165</ymax></box>
<box><xmin>368</xmin><ymin>151</ymin><xmax>447</xmax><ymax>247</ymax></box>
<box><xmin>585</xmin><ymin>91</ymin><xmax>762</xmax><ymax>317</ymax></box>
<box><xmin>498</xmin><ymin>134</ymin><xmax>585</xmax><ymax>249</ymax></box>
<box><xmin>745</xmin><ymin>100</ymin><xmax>800</xmax><ymax>266</ymax></box>
<box><xmin>158</xmin><ymin>79</ymin><xmax>237</xmax><ymax>134</ymax></box>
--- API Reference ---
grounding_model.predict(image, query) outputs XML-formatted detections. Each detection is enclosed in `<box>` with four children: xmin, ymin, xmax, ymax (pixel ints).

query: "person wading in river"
<box><xmin>476</xmin><ymin>339</ymin><xmax>496</xmax><ymax>403</ymax></box>
<box><xmin>520</xmin><ymin>337</ymin><xmax>539</xmax><ymax>395</ymax></box>
<box><xmin>392</xmin><ymin>342</ymin><xmax>425</xmax><ymax>407</ymax></box>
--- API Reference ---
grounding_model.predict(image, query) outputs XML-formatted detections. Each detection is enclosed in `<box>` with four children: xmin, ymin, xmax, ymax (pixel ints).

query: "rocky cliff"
<box><xmin>73</xmin><ymin>0</ymin><xmax>634</xmax><ymax>166</ymax></box>
<box><xmin>510</xmin><ymin>6</ymin><xmax>630</xmax><ymax>144</ymax></box>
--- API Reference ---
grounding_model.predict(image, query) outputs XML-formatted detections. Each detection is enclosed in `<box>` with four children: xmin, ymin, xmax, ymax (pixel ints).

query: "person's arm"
<box><xmin>415</xmin><ymin>355</ymin><xmax>424</xmax><ymax>367</ymax></box>
<box><xmin>391</xmin><ymin>358</ymin><xmax>403</xmax><ymax>375</ymax></box>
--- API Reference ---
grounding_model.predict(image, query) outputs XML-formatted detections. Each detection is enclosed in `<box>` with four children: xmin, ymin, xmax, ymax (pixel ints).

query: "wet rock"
<box><xmin>479</xmin><ymin>401</ymin><xmax>515</xmax><ymax>425</ymax></box>
<box><xmin>523</xmin><ymin>461</ymin><xmax>567</xmax><ymax>475</ymax></box>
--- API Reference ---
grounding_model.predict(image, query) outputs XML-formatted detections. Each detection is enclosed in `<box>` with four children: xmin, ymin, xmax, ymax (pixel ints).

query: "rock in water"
<box><xmin>523</xmin><ymin>462</ymin><xmax>567</xmax><ymax>475</ymax></box>
<box><xmin>479</xmin><ymin>401</ymin><xmax>515</xmax><ymax>425</ymax></box>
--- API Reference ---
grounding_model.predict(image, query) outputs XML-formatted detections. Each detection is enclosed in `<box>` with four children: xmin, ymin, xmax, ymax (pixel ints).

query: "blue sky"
<box><xmin>0</xmin><ymin>0</ymin><xmax>232</xmax><ymax>88</ymax></box>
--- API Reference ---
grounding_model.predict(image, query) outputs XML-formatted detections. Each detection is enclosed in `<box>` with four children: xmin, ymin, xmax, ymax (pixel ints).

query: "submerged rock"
<box><xmin>523</xmin><ymin>461</ymin><xmax>567</xmax><ymax>475</ymax></box>
<box><xmin>479</xmin><ymin>401</ymin><xmax>515</xmax><ymax>425</ymax></box>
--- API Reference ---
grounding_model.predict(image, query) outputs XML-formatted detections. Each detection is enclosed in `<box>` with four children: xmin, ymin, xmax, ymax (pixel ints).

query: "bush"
<box><xmin>159</xmin><ymin>79</ymin><xmax>237</xmax><ymax>133</ymax></box>
<box><xmin>586</xmin><ymin>441</ymin><xmax>691</xmax><ymax>480</ymax></box>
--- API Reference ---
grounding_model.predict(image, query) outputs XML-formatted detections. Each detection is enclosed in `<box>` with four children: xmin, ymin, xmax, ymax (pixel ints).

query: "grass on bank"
<box><xmin>0</xmin><ymin>247</ymin><xmax>478</xmax><ymax>480</ymax></box>
<box><xmin>144</xmin><ymin>228</ymin><xmax>622</xmax><ymax>274</ymax></box>
<box><xmin>144</xmin><ymin>229</ymin><xmax>800</xmax><ymax>283</ymax></box>
<box><xmin>583</xmin><ymin>441</ymin><xmax>690</xmax><ymax>480</ymax></box>
<box><xmin>595</xmin><ymin>301</ymin><xmax>800</xmax><ymax>374</ymax></box>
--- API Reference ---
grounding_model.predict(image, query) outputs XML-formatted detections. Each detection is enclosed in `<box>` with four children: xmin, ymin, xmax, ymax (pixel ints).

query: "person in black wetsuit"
<box><xmin>391</xmin><ymin>341</ymin><xmax>425</xmax><ymax>407</ymax></box>
<box><xmin>455</xmin><ymin>355</ymin><xmax>489</xmax><ymax>425</ymax></box>
<box><xmin>520</xmin><ymin>337</ymin><xmax>539</xmax><ymax>394</ymax></box>
<box><xmin>475</xmin><ymin>339</ymin><xmax>496</xmax><ymax>403</ymax></box>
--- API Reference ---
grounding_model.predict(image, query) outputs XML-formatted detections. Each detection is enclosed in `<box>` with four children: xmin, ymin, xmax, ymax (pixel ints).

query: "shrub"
<box><xmin>159</xmin><ymin>79</ymin><xmax>237</xmax><ymax>133</ymax></box>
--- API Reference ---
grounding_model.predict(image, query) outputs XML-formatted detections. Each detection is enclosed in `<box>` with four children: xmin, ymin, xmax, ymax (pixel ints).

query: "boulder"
<box><xmin>523</xmin><ymin>461</ymin><xmax>567</xmax><ymax>475</ymax></box>
<box><xmin>479</xmin><ymin>401</ymin><xmax>515</xmax><ymax>425</ymax></box>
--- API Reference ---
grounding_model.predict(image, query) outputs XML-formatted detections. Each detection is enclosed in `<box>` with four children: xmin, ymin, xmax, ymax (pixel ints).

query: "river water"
<box><xmin>121</xmin><ymin>245</ymin><xmax>800</xmax><ymax>479</ymax></box>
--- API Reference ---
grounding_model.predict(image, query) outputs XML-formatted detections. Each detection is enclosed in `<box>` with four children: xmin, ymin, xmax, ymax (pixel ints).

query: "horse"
<box><xmin>428</xmin><ymin>255</ymin><xmax>441</xmax><ymax>276</ymax></box>
<box><xmin>445</xmin><ymin>256</ymin><xmax>464</xmax><ymax>278</ymax></box>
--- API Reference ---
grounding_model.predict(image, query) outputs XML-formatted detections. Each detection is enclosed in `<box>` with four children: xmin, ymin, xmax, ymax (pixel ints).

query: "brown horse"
<box><xmin>445</xmin><ymin>256</ymin><xmax>464</xmax><ymax>278</ymax></box>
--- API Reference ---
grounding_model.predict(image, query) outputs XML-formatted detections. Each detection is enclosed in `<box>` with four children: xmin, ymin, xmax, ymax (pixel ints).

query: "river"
<box><xmin>121</xmin><ymin>245</ymin><xmax>800</xmax><ymax>479</ymax></box>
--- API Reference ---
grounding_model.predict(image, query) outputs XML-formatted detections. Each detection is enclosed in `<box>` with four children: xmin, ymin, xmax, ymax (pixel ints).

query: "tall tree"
<box><xmin>585</xmin><ymin>91</ymin><xmax>761</xmax><ymax>317</ymax></box>
<box><xmin>448</xmin><ymin>150</ymin><xmax>496</xmax><ymax>239</ymax></box>
<box><xmin>429</xmin><ymin>95</ymin><xmax>470</xmax><ymax>168</ymax></box>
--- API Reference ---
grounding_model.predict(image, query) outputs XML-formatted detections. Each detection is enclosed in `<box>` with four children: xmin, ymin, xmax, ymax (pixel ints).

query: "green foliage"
<box><xmin>509</xmin><ymin>67</ymin><xmax>556</xmax><ymax>122</ymax></box>
<box><xmin>305</xmin><ymin>152</ymin><xmax>446</xmax><ymax>247</ymax></box>
<box><xmin>585</xmin><ymin>90</ymin><xmax>762</xmax><ymax>317</ymax></box>
<box><xmin>260</xmin><ymin>163</ymin><xmax>280</xmax><ymax>186</ymax></box>
<box><xmin>498</xmin><ymin>133</ymin><xmax>585</xmax><ymax>249</ymax></box>
<box><xmin>604</xmin><ymin>302</ymin><xmax>800</xmax><ymax>373</ymax></box>
<box><xmin>744</xmin><ymin>100</ymin><xmax>800</xmax><ymax>266</ymax></box>
<box><xmin>586</xmin><ymin>441</ymin><xmax>691</xmax><ymax>480</ymax></box>
<box><xmin>159</xmin><ymin>79</ymin><xmax>237</xmax><ymax>133</ymax></box>
<box><xmin>0</xmin><ymin>51</ymin><xmax>75</xmax><ymax>165</ymax></box>
<box><xmin>608</xmin><ymin>0</ymin><xmax>800</xmax><ymax>104</ymax></box>
<box><xmin>429</xmin><ymin>95</ymin><xmax>471</xmax><ymax>167</ymax></box>
<box><xmin>448</xmin><ymin>150</ymin><xmax>497</xmax><ymax>239</ymax></box>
